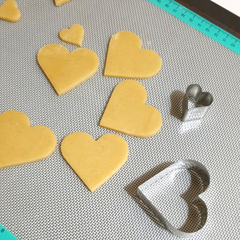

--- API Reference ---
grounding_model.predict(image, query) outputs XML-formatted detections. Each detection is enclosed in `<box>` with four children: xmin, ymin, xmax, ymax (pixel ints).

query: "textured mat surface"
<box><xmin>0</xmin><ymin>0</ymin><xmax>239</xmax><ymax>239</ymax></box>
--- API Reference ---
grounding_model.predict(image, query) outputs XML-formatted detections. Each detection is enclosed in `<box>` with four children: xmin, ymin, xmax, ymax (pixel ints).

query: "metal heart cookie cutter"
<box><xmin>137</xmin><ymin>160</ymin><xmax>210</xmax><ymax>238</ymax></box>
<box><xmin>182</xmin><ymin>84</ymin><xmax>213</xmax><ymax>121</ymax></box>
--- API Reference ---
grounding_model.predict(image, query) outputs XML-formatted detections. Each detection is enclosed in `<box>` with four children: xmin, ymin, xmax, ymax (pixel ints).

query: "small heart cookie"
<box><xmin>37</xmin><ymin>44</ymin><xmax>99</xmax><ymax>95</ymax></box>
<box><xmin>104</xmin><ymin>31</ymin><xmax>162</xmax><ymax>79</ymax></box>
<box><xmin>59</xmin><ymin>24</ymin><xmax>84</xmax><ymax>47</ymax></box>
<box><xmin>61</xmin><ymin>132</ymin><xmax>128</xmax><ymax>192</ymax></box>
<box><xmin>54</xmin><ymin>0</ymin><xmax>71</xmax><ymax>6</ymax></box>
<box><xmin>0</xmin><ymin>110</ymin><xmax>57</xmax><ymax>169</ymax></box>
<box><xmin>100</xmin><ymin>80</ymin><xmax>163</xmax><ymax>138</ymax></box>
<box><xmin>0</xmin><ymin>0</ymin><xmax>21</xmax><ymax>22</ymax></box>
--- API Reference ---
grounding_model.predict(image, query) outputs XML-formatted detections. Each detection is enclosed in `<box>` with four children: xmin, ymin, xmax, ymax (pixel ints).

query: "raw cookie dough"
<box><xmin>61</xmin><ymin>132</ymin><xmax>128</xmax><ymax>192</ymax></box>
<box><xmin>0</xmin><ymin>0</ymin><xmax>21</xmax><ymax>22</ymax></box>
<box><xmin>59</xmin><ymin>24</ymin><xmax>84</xmax><ymax>47</ymax></box>
<box><xmin>54</xmin><ymin>0</ymin><xmax>71</xmax><ymax>6</ymax></box>
<box><xmin>100</xmin><ymin>80</ymin><xmax>163</xmax><ymax>138</ymax></box>
<box><xmin>0</xmin><ymin>110</ymin><xmax>57</xmax><ymax>169</ymax></box>
<box><xmin>37</xmin><ymin>44</ymin><xmax>99</xmax><ymax>95</ymax></box>
<box><xmin>104</xmin><ymin>31</ymin><xmax>162</xmax><ymax>78</ymax></box>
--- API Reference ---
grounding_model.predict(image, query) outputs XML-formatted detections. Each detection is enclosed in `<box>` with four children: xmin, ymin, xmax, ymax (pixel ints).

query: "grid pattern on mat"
<box><xmin>0</xmin><ymin>0</ymin><xmax>239</xmax><ymax>239</ymax></box>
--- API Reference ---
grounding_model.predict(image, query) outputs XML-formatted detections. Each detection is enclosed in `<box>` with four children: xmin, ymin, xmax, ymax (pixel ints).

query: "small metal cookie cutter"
<box><xmin>137</xmin><ymin>160</ymin><xmax>210</xmax><ymax>238</ymax></box>
<box><xmin>182</xmin><ymin>84</ymin><xmax>213</xmax><ymax>121</ymax></box>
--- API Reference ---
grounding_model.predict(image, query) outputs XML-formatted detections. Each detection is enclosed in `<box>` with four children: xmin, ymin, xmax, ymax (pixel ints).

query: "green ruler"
<box><xmin>147</xmin><ymin>0</ymin><xmax>240</xmax><ymax>55</ymax></box>
<box><xmin>0</xmin><ymin>224</ymin><xmax>18</xmax><ymax>240</ymax></box>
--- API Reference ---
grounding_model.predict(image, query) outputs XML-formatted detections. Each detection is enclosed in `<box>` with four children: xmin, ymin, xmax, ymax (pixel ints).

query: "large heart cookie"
<box><xmin>0</xmin><ymin>110</ymin><xmax>57</xmax><ymax>169</ymax></box>
<box><xmin>59</xmin><ymin>24</ymin><xmax>84</xmax><ymax>46</ymax></box>
<box><xmin>37</xmin><ymin>44</ymin><xmax>99</xmax><ymax>95</ymax></box>
<box><xmin>54</xmin><ymin>0</ymin><xmax>71</xmax><ymax>6</ymax></box>
<box><xmin>0</xmin><ymin>0</ymin><xmax>21</xmax><ymax>22</ymax></box>
<box><xmin>104</xmin><ymin>31</ymin><xmax>162</xmax><ymax>78</ymax></box>
<box><xmin>100</xmin><ymin>80</ymin><xmax>163</xmax><ymax>138</ymax></box>
<box><xmin>61</xmin><ymin>132</ymin><xmax>128</xmax><ymax>192</ymax></box>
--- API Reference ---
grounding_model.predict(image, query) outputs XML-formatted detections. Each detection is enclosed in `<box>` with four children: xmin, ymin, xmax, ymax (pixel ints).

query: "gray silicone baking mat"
<box><xmin>0</xmin><ymin>0</ymin><xmax>239</xmax><ymax>239</ymax></box>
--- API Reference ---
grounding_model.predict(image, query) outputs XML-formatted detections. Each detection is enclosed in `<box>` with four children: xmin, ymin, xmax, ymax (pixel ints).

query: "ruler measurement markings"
<box><xmin>147</xmin><ymin>0</ymin><xmax>240</xmax><ymax>55</ymax></box>
<box><xmin>0</xmin><ymin>225</ymin><xmax>18</xmax><ymax>240</ymax></box>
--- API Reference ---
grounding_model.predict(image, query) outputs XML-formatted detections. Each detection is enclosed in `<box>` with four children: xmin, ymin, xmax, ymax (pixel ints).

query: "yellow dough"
<box><xmin>104</xmin><ymin>31</ymin><xmax>162</xmax><ymax>79</ymax></box>
<box><xmin>61</xmin><ymin>132</ymin><xmax>128</xmax><ymax>192</ymax></box>
<box><xmin>100</xmin><ymin>80</ymin><xmax>163</xmax><ymax>138</ymax></box>
<box><xmin>54</xmin><ymin>0</ymin><xmax>71</xmax><ymax>6</ymax></box>
<box><xmin>59</xmin><ymin>24</ymin><xmax>84</xmax><ymax>47</ymax></box>
<box><xmin>0</xmin><ymin>110</ymin><xmax>57</xmax><ymax>169</ymax></box>
<box><xmin>37</xmin><ymin>44</ymin><xmax>99</xmax><ymax>95</ymax></box>
<box><xmin>0</xmin><ymin>0</ymin><xmax>21</xmax><ymax>22</ymax></box>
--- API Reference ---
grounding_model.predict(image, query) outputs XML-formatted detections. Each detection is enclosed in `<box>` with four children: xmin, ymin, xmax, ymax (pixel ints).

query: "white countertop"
<box><xmin>211</xmin><ymin>0</ymin><xmax>240</xmax><ymax>17</ymax></box>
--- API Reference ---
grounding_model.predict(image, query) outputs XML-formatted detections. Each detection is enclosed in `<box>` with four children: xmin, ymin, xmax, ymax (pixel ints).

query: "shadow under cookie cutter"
<box><xmin>182</xmin><ymin>84</ymin><xmax>213</xmax><ymax>122</ymax></box>
<box><xmin>137</xmin><ymin>160</ymin><xmax>210</xmax><ymax>238</ymax></box>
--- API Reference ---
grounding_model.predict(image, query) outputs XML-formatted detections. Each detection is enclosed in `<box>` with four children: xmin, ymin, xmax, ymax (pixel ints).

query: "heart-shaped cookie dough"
<box><xmin>100</xmin><ymin>80</ymin><xmax>162</xmax><ymax>138</ymax></box>
<box><xmin>37</xmin><ymin>44</ymin><xmax>99</xmax><ymax>95</ymax></box>
<box><xmin>59</xmin><ymin>24</ymin><xmax>84</xmax><ymax>47</ymax></box>
<box><xmin>0</xmin><ymin>0</ymin><xmax>21</xmax><ymax>22</ymax></box>
<box><xmin>0</xmin><ymin>110</ymin><xmax>57</xmax><ymax>169</ymax></box>
<box><xmin>54</xmin><ymin>0</ymin><xmax>71</xmax><ymax>6</ymax></box>
<box><xmin>61</xmin><ymin>132</ymin><xmax>128</xmax><ymax>192</ymax></box>
<box><xmin>104</xmin><ymin>31</ymin><xmax>162</xmax><ymax>79</ymax></box>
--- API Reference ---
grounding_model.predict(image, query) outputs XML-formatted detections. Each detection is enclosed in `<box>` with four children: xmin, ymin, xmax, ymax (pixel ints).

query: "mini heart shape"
<box><xmin>0</xmin><ymin>0</ymin><xmax>21</xmax><ymax>22</ymax></box>
<box><xmin>59</xmin><ymin>24</ymin><xmax>84</xmax><ymax>47</ymax></box>
<box><xmin>54</xmin><ymin>0</ymin><xmax>71</xmax><ymax>7</ymax></box>
<box><xmin>182</xmin><ymin>84</ymin><xmax>213</xmax><ymax>121</ymax></box>
<box><xmin>137</xmin><ymin>160</ymin><xmax>210</xmax><ymax>237</ymax></box>
<box><xmin>0</xmin><ymin>110</ymin><xmax>57</xmax><ymax>169</ymax></box>
<box><xmin>104</xmin><ymin>31</ymin><xmax>162</xmax><ymax>79</ymax></box>
<box><xmin>37</xmin><ymin>44</ymin><xmax>99</xmax><ymax>95</ymax></box>
<box><xmin>61</xmin><ymin>132</ymin><xmax>128</xmax><ymax>192</ymax></box>
<box><xmin>100</xmin><ymin>80</ymin><xmax>163</xmax><ymax>138</ymax></box>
